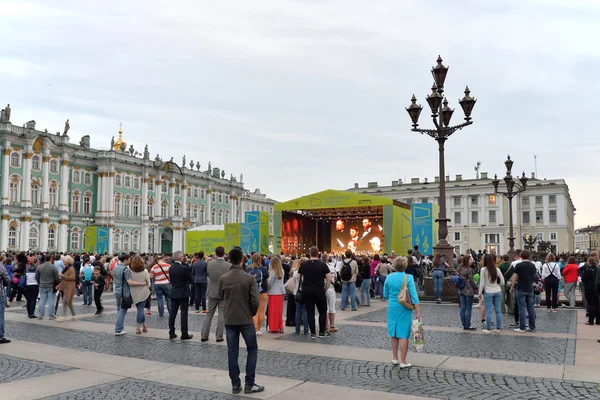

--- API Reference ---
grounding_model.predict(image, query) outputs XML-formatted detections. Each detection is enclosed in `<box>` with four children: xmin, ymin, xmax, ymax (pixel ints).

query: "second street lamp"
<box><xmin>406</xmin><ymin>55</ymin><xmax>477</xmax><ymax>261</ymax></box>
<box><xmin>491</xmin><ymin>155</ymin><xmax>528</xmax><ymax>258</ymax></box>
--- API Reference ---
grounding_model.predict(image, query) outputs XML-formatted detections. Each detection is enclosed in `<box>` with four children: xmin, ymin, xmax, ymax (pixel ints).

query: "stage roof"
<box><xmin>275</xmin><ymin>189</ymin><xmax>409</xmax><ymax>211</ymax></box>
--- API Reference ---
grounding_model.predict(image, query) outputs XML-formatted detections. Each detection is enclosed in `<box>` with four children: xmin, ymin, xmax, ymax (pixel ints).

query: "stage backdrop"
<box><xmin>274</xmin><ymin>189</ymin><xmax>411</xmax><ymax>255</ymax></box>
<box><xmin>185</xmin><ymin>230</ymin><xmax>225</xmax><ymax>254</ymax></box>
<box><xmin>224</xmin><ymin>223</ymin><xmax>241</xmax><ymax>251</ymax></box>
<box><xmin>411</xmin><ymin>203</ymin><xmax>439</xmax><ymax>256</ymax></box>
<box><xmin>83</xmin><ymin>226</ymin><xmax>109</xmax><ymax>254</ymax></box>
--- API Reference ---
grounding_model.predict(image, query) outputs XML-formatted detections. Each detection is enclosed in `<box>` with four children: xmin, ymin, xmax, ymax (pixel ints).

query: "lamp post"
<box><xmin>406</xmin><ymin>55</ymin><xmax>476</xmax><ymax>260</ymax></box>
<box><xmin>491</xmin><ymin>156</ymin><xmax>528</xmax><ymax>258</ymax></box>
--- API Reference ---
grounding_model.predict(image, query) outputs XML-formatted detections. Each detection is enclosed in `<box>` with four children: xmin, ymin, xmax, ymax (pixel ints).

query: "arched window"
<box><xmin>113</xmin><ymin>230</ymin><xmax>121</xmax><ymax>252</ymax></box>
<box><xmin>174</xmin><ymin>201</ymin><xmax>181</xmax><ymax>217</ymax></box>
<box><xmin>114</xmin><ymin>194</ymin><xmax>121</xmax><ymax>216</ymax></box>
<box><xmin>132</xmin><ymin>231</ymin><xmax>140</xmax><ymax>252</ymax></box>
<box><xmin>133</xmin><ymin>178</ymin><xmax>140</xmax><ymax>190</ymax></box>
<box><xmin>48</xmin><ymin>228</ymin><xmax>56</xmax><ymax>249</ymax></box>
<box><xmin>186</xmin><ymin>187</ymin><xmax>192</xmax><ymax>198</ymax></box>
<box><xmin>211</xmin><ymin>207</ymin><xmax>216</xmax><ymax>224</ymax></box>
<box><xmin>10</xmin><ymin>152</ymin><xmax>21</xmax><ymax>167</ymax></box>
<box><xmin>71</xmin><ymin>229</ymin><xmax>80</xmax><ymax>251</ymax></box>
<box><xmin>192</xmin><ymin>204</ymin><xmax>199</xmax><ymax>221</ymax></box>
<box><xmin>236</xmin><ymin>211</ymin><xmax>240</xmax><ymax>223</ymax></box>
<box><xmin>217</xmin><ymin>209</ymin><xmax>223</xmax><ymax>225</ymax></box>
<box><xmin>161</xmin><ymin>200</ymin><xmax>168</xmax><ymax>218</ymax></box>
<box><xmin>199</xmin><ymin>205</ymin><xmax>205</xmax><ymax>224</ymax></box>
<box><xmin>72</xmin><ymin>191</ymin><xmax>80</xmax><ymax>214</ymax></box>
<box><xmin>83</xmin><ymin>192</ymin><xmax>92</xmax><ymax>214</ymax></box>
<box><xmin>194</xmin><ymin>188</ymin><xmax>199</xmax><ymax>198</ymax></box>
<box><xmin>186</xmin><ymin>203</ymin><xmax>192</xmax><ymax>218</ymax></box>
<box><xmin>124</xmin><ymin>176</ymin><xmax>131</xmax><ymax>188</ymax></box>
<box><xmin>148</xmin><ymin>198</ymin><xmax>154</xmax><ymax>217</ymax></box>
<box><xmin>123</xmin><ymin>232</ymin><xmax>131</xmax><ymax>252</ymax></box>
<box><xmin>29</xmin><ymin>226</ymin><xmax>39</xmax><ymax>250</ymax></box>
<box><xmin>9</xmin><ymin>177</ymin><xmax>19</xmax><ymax>203</ymax></box>
<box><xmin>73</xmin><ymin>170</ymin><xmax>81</xmax><ymax>184</ymax></box>
<box><xmin>201</xmin><ymin>189</ymin><xmax>206</xmax><ymax>200</ymax></box>
<box><xmin>161</xmin><ymin>181</ymin><xmax>168</xmax><ymax>193</ymax></box>
<box><xmin>133</xmin><ymin>197</ymin><xmax>140</xmax><ymax>217</ymax></box>
<box><xmin>148</xmin><ymin>179</ymin><xmax>154</xmax><ymax>191</ymax></box>
<box><xmin>49</xmin><ymin>182</ymin><xmax>58</xmax><ymax>208</ymax></box>
<box><xmin>84</xmin><ymin>172</ymin><xmax>92</xmax><ymax>186</ymax></box>
<box><xmin>49</xmin><ymin>159</ymin><xmax>59</xmax><ymax>174</ymax></box>
<box><xmin>174</xmin><ymin>185</ymin><xmax>180</xmax><ymax>195</ymax></box>
<box><xmin>8</xmin><ymin>227</ymin><xmax>17</xmax><ymax>247</ymax></box>
<box><xmin>31</xmin><ymin>181</ymin><xmax>41</xmax><ymax>206</ymax></box>
<box><xmin>31</xmin><ymin>155</ymin><xmax>41</xmax><ymax>171</ymax></box>
<box><xmin>123</xmin><ymin>195</ymin><xmax>131</xmax><ymax>217</ymax></box>
<box><xmin>225</xmin><ymin>210</ymin><xmax>230</xmax><ymax>224</ymax></box>
<box><xmin>115</xmin><ymin>174</ymin><xmax>122</xmax><ymax>187</ymax></box>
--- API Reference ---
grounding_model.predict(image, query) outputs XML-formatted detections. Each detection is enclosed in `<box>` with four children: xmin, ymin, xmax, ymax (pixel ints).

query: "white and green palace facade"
<box><xmin>0</xmin><ymin>108</ymin><xmax>276</xmax><ymax>254</ymax></box>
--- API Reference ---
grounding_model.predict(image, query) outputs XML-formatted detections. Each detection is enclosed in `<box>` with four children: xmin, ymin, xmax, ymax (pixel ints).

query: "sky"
<box><xmin>1</xmin><ymin>0</ymin><xmax>599</xmax><ymax>228</ymax></box>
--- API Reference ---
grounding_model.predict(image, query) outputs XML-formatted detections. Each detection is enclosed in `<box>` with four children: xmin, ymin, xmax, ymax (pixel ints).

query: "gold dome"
<box><xmin>113</xmin><ymin>122</ymin><xmax>127</xmax><ymax>151</ymax></box>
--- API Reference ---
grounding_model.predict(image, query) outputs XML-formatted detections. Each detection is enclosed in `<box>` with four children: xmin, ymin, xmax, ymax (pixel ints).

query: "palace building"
<box><xmin>348</xmin><ymin>173</ymin><xmax>576</xmax><ymax>255</ymax></box>
<box><xmin>0</xmin><ymin>105</ymin><xmax>277</xmax><ymax>254</ymax></box>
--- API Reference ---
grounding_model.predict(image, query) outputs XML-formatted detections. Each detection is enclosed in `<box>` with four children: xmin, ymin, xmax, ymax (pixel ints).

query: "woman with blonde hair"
<box><xmin>384</xmin><ymin>257</ymin><xmax>421</xmax><ymax>368</ymax></box>
<box><xmin>57</xmin><ymin>256</ymin><xmax>77</xmax><ymax>321</ymax></box>
<box><xmin>129</xmin><ymin>255</ymin><xmax>151</xmax><ymax>334</ymax></box>
<box><xmin>267</xmin><ymin>256</ymin><xmax>285</xmax><ymax>333</ymax></box>
<box><xmin>249</xmin><ymin>253</ymin><xmax>269</xmax><ymax>335</ymax></box>
<box><xmin>291</xmin><ymin>258</ymin><xmax>309</xmax><ymax>335</ymax></box>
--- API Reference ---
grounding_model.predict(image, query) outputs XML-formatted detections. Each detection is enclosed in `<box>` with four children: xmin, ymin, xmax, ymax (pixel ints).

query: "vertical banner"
<box><xmin>400</xmin><ymin>207</ymin><xmax>412</xmax><ymax>255</ymax></box>
<box><xmin>384</xmin><ymin>205</ymin><xmax>412</xmax><ymax>256</ymax></box>
<box><xmin>273</xmin><ymin>210</ymin><xmax>282</xmax><ymax>254</ymax></box>
<box><xmin>84</xmin><ymin>226</ymin><xmax>109</xmax><ymax>254</ymax></box>
<box><xmin>259</xmin><ymin>211</ymin><xmax>270</xmax><ymax>254</ymax></box>
<box><xmin>245</xmin><ymin>211</ymin><xmax>260</xmax><ymax>253</ymax></box>
<box><xmin>241</xmin><ymin>223</ymin><xmax>253</xmax><ymax>254</ymax></box>
<box><xmin>224</xmin><ymin>223</ymin><xmax>241</xmax><ymax>250</ymax></box>
<box><xmin>412</xmin><ymin>203</ymin><xmax>434</xmax><ymax>255</ymax></box>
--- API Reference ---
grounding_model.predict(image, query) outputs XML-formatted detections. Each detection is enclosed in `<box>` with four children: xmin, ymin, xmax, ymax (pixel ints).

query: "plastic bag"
<box><xmin>411</xmin><ymin>319</ymin><xmax>424</xmax><ymax>352</ymax></box>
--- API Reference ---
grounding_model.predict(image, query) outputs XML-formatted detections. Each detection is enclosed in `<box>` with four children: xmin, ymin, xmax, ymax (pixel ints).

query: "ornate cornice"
<box><xmin>3</xmin><ymin>149</ymin><xmax>11</xmax><ymax>156</ymax></box>
<box><xmin>23</xmin><ymin>152</ymin><xmax>33</xmax><ymax>160</ymax></box>
<box><xmin>60</xmin><ymin>160</ymin><xmax>69</xmax><ymax>166</ymax></box>
<box><xmin>58</xmin><ymin>219</ymin><xmax>69</xmax><ymax>225</ymax></box>
<box><xmin>1</xmin><ymin>215</ymin><xmax>10</xmax><ymax>221</ymax></box>
<box><xmin>109</xmin><ymin>172</ymin><xmax>116</xmax><ymax>177</ymax></box>
<box><xmin>169</xmin><ymin>183</ymin><xmax>176</xmax><ymax>188</ymax></box>
<box><xmin>42</xmin><ymin>155</ymin><xmax>51</xmax><ymax>162</ymax></box>
<box><xmin>19</xmin><ymin>216</ymin><xmax>32</xmax><ymax>222</ymax></box>
<box><xmin>39</xmin><ymin>217</ymin><xmax>50</xmax><ymax>223</ymax></box>
<box><xmin>143</xmin><ymin>178</ymin><xmax>151</xmax><ymax>183</ymax></box>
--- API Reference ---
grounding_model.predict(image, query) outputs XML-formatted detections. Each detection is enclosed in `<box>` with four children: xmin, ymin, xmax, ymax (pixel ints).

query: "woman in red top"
<box><xmin>562</xmin><ymin>256</ymin><xmax>579</xmax><ymax>308</ymax></box>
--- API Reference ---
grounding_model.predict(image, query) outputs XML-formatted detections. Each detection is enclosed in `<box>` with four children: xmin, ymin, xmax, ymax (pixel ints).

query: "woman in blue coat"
<box><xmin>383</xmin><ymin>257</ymin><xmax>421</xmax><ymax>369</ymax></box>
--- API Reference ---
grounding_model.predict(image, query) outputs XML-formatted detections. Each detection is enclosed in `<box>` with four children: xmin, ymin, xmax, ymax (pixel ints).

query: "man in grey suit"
<box><xmin>201</xmin><ymin>246</ymin><xmax>231</xmax><ymax>342</ymax></box>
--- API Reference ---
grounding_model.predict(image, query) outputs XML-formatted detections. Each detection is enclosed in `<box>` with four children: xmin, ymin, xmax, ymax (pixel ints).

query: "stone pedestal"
<box><xmin>423</xmin><ymin>277</ymin><xmax>458</xmax><ymax>302</ymax></box>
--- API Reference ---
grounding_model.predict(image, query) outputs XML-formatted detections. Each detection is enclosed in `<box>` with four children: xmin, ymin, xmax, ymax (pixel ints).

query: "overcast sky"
<box><xmin>1</xmin><ymin>0</ymin><xmax>598</xmax><ymax>228</ymax></box>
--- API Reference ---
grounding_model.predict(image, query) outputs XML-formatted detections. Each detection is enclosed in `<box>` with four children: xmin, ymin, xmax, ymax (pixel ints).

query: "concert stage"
<box><xmin>273</xmin><ymin>190</ymin><xmax>411</xmax><ymax>255</ymax></box>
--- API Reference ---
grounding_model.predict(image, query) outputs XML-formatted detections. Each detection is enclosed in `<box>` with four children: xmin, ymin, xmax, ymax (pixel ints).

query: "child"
<box><xmin>92</xmin><ymin>267</ymin><xmax>105</xmax><ymax>315</ymax></box>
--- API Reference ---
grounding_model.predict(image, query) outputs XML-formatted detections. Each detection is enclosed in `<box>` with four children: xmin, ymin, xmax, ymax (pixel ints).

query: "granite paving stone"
<box><xmin>0</xmin><ymin>354</ymin><xmax>72</xmax><ymax>384</ymax></box>
<box><xmin>8</xmin><ymin>304</ymin><xmax>114</xmax><ymax>316</ymax></box>
<box><xmin>4</xmin><ymin>321</ymin><xmax>598</xmax><ymax>399</ymax></box>
<box><xmin>40</xmin><ymin>378</ymin><xmax>246</xmax><ymax>400</ymax></box>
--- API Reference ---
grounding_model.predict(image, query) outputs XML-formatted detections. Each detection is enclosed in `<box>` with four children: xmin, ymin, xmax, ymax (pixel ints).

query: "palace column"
<box><xmin>58</xmin><ymin>218</ymin><xmax>68</xmax><ymax>252</ymax></box>
<box><xmin>107</xmin><ymin>171</ymin><xmax>115</xmax><ymax>218</ymax></box>
<box><xmin>19</xmin><ymin>216</ymin><xmax>31</xmax><ymax>250</ymax></box>
<box><xmin>59</xmin><ymin>158</ymin><xmax>70</xmax><ymax>212</ymax></box>
<box><xmin>230</xmin><ymin>193</ymin><xmax>236</xmax><ymax>223</ymax></box>
<box><xmin>142</xmin><ymin>173</ymin><xmax>149</xmax><ymax>219</ymax></box>
<box><xmin>238</xmin><ymin>196</ymin><xmax>244</xmax><ymax>223</ymax></box>
<box><xmin>0</xmin><ymin>215</ymin><xmax>9</xmax><ymax>250</ymax></box>
<box><xmin>181</xmin><ymin>181</ymin><xmax>188</xmax><ymax>219</ymax></box>
<box><xmin>1</xmin><ymin>142</ymin><xmax>11</xmax><ymax>206</ymax></box>
<box><xmin>108</xmin><ymin>223</ymin><xmax>114</xmax><ymax>254</ymax></box>
<box><xmin>41</xmin><ymin>154</ymin><xmax>50</xmax><ymax>209</ymax></box>
<box><xmin>21</xmin><ymin>145</ymin><xmax>33</xmax><ymax>208</ymax></box>
<box><xmin>154</xmin><ymin>178</ymin><xmax>162</xmax><ymax>219</ymax></box>
<box><xmin>39</xmin><ymin>217</ymin><xmax>49</xmax><ymax>252</ymax></box>
<box><xmin>206</xmin><ymin>186</ymin><xmax>212</xmax><ymax>224</ymax></box>
<box><xmin>95</xmin><ymin>172</ymin><xmax>104</xmax><ymax>216</ymax></box>
<box><xmin>169</xmin><ymin>179</ymin><xmax>176</xmax><ymax>217</ymax></box>
<box><xmin>172</xmin><ymin>226</ymin><xmax>183</xmax><ymax>252</ymax></box>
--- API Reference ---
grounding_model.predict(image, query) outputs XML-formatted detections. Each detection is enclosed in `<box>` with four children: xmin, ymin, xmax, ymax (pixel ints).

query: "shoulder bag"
<box><xmin>120</xmin><ymin>268</ymin><xmax>133</xmax><ymax>309</ymax></box>
<box><xmin>398</xmin><ymin>274</ymin><xmax>414</xmax><ymax>310</ymax></box>
<box><xmin>294</xmin><ymin>275</ymin><xmax>303</xmax><ymax>303</ymax></box>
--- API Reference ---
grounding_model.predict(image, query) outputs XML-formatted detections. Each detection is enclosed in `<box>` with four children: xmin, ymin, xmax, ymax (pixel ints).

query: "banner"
<box><xmin>275</xmin><ymin>189</ymin><xmax>394</xmax><ymax>211</ymax></box>
<box><xmin>240</xmin><ymin>223</ymin><xmax>254</xmax><ymax>254</ymax></box>
<box><xmin>259</xmin><ymin>211</ymin><xmax>270</xmax><ymax>254</ymax></box>
<box><xmin>411</xmin><ymin>203</ymin><xmax>438</xmax><ymax>256</ymax></box>
<box><xmin>83</xmin><ymin>226</ymin><xmax>109</xmax><ymax>254</ymax></box>
<box><xmin>224</xmin><ymin>223</ymin><xmax>241</xmax><ymax>251</ymax></box>
<box><xmin>185</xmin><ymin>230</ymin><xmax>225</xmax><ymax>254</ymax></box>
<box><xmin>245</xmin><ymin>212</ymin><xmax>261</xmax><ymax>254</ymax></box>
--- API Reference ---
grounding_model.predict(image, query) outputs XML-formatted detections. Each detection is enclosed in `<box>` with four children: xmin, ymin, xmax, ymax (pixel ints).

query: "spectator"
<box><xmin>168</xmin><ymin>251</ymin><xmax>193</xmax><ymax>340</ymax></box>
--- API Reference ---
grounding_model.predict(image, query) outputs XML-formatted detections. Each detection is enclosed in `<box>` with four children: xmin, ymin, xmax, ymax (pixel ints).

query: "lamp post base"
<box><xmin>433</xmin><ymin>243</ymin><xmax>455</xmax><ymax>264</ymax></box>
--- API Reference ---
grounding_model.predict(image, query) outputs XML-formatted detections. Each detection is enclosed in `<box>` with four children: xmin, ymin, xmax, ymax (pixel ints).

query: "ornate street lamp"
<box><xmin>491</xmin><ymin>155</ymin><xmax>528</xmax><ymax>257</ymax></box>
<box><xmin>406</xmin><ymin>56</ymin><xmax>476</xmax><ymax>260</ymax></box>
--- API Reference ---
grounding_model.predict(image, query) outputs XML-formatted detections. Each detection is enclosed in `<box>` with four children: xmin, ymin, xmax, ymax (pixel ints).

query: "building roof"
<box><xmin>275</xmin><ymin>189</ymin><xmax>408</xmax><ymax>211</ymax></box>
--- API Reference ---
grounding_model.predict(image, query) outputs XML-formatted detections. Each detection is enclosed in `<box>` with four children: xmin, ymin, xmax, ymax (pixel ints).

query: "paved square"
<box><xmin>0</xmin><ymin>355</ymin><xmax>72</xmax><ymax>384</ymax></box>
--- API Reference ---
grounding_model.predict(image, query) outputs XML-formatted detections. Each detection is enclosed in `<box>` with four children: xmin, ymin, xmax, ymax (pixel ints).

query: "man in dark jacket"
<box><xmin>191</xmin><ymin>252</ymin><xmax>208</xmax><ymax>313</ymax></box>
<box><xmin>36</xmin><ymin>254</ymin><xmax>59</xmax><ymax>320</ymax></box>
<box><xmin>168</xmin><ymin>251</ymin><xmax>193</xmax><ymax>340</ymax></box>
<box><xmin>218</xmin><ymin>247</ymin><xmax>263</xmax><ymax>395</ymax></box>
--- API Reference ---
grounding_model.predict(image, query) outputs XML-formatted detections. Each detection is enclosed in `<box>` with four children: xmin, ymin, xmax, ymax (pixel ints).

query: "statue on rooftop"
<box><xmin>63</xmin><ymin>119</ymin><xmax>70</xmax><ymax>136</ymax></box>
<box><xmin>208</xmin><ymin>161</ymin><xmax>211</xmax><ymax>172</ymax></box>
<box><xmin>182</xmin><ymin>155</ymin><xmax>186</xmax><ymax>167</ymax></box>
<box><xmin>143</xmin><ymin>145</ymin><xmax>149</xmax><ymax>160</ymax></box>
<box><xmin>0</xmin><ymin>109</ymin><xmax>5</xmax><ymax>122</ymax></box>
<box><xmin>240</xmin><ymin>173</ymin><xmax>243</xmax><ymax>183</ymax></box>
<box><xmin>4</xmin><ymin>104</ymin><xmax>10</xmax><ymax>122</ymax></box>
<box><xmin>111</xmin><ymin>136</ymin><xmax>115</xmax><ymax>149</ymax></box>
<box><xmin>221</xmin><ymin>170</ymin><xmax>225</xmax><ymax>179</ymax></box>
<box><xmin>196</xmin><ymin>161</ymin><xmax>200</xmax><ymax>171</ymax></box>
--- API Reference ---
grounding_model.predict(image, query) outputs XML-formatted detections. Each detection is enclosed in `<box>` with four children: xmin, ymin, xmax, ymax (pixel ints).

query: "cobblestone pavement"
<box><xmin>278</xmin><ymin>324</ymin><xmax>576</xmax><ymax>364</ymax></box>
<box><xmin>79</xmin><ymin>309</ymin><xmax>220</xmax><ymax>333</ymax></box>
<box><xmin>0</xmin><ymin>354</ymin><xmax>72</xmax><ymax>384</ymax></box>
<box><xmin>40</xmin><ymin>378</ymin><xmax>245</xmax><ymax>400</ymax></box>
<box><xmin>347</xmin><ymin>303</ymin><xmax>578</xmax><ymax>333</ymax></box>
<box><xmin>4</xmin><ymin>321</ymin><xmax>596</xmax><ymax>399</ymax></box>
<box><xmin>7</xmin><ymin>304</ymin><xmax>114</xmax><ymax>317</ymax></box>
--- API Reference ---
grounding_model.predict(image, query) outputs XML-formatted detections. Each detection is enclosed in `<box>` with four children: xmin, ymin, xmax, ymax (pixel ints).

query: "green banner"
<box><xmin>185</xmin><ymin>230</ymin><xmax>225</xmax><ymax>254</ymax></box>
<box><xmin>224</xmin><ymin>223</ymin><xmax>241</xmax><ymax>251</ymax></box>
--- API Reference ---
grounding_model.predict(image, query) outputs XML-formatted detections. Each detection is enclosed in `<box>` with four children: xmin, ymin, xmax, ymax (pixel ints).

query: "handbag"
<box><xmin>398</xmin><ymin>274</ymin><xmax>414</xmax><ymax>310</ymax></box>
<box><xmin>294</xmin><ymin>276</ymin><xmax>303</xmax><ymax>304</ymax></box>
<box><xmin>18</xmin><ymin>275</ymin><xmax>27</xmax><ymax>289</ymax></box>
<box><xmin>284</xmin><ymin>276</ymin><xmax>295</xmax><ymax>294</ymax></box>
<box><xmin>120</xmin><ymin>269</ymin><xmax>133</xmax><ymax>309</ymax></box>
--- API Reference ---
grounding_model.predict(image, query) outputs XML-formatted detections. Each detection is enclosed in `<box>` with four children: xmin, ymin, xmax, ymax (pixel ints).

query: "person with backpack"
<box><xmin>457</xmin><ymin>256</ymin><xmax>477</xmax><ymax>330</ymax></box>
<box><xmin>249</xmin><ymin>253</ymin><xmax>269</xmax><ymax>336</ymax></box>
<box><xmin>541</xmin><ymin>253</ymin><xmax>561</xmax><ymax>312</ymax></box>
<box><xmin>79</xmin><ymin>256</ymin><xmax>94</xmax><ymax>306</ymax></box>
<box><xmin>340</xmin><ymin>250</ymin><xmax>358</xmax><ymax>311</ymax></box>
<box><xmin>374</xmin><ymin>257</ymin><xmax>394</xmax><ymax>301</ymax></box>
<box><xmin>582</xmin><ymin>256</ymin><xmax>600</xmax><ymax>325</ymax></box>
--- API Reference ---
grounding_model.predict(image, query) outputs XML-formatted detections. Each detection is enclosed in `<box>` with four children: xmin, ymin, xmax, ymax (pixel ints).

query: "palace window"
<box><xmin>193</xmin><ymin>205</ymin><xmax>199</xmax><ymax>221</ymax></box>
<box><xmin>454</xmin><ymin>212</ymin><xmax>462</xmax><ymax>225</ymax></box>
<box><xmin>70</xmin><ymin>230</ymin><xmax>80</xmax><ymax>251</ymax></box>
<box><xmin>9</xmin><ymin>178</ymin><xmax>19</xmax><ymax>203</ymax></box>
<box><xmin>549</xmin><ymin>195</ymin><xmax>556</xmax><ymax>204</ymax></box>
<box><xmin>488</xmin><ymin>195</ymin><xmax>496</xmax><ymax>204</ymax></box>
<box><xmin>84</xmin><ymin>172</ymin><xmax>92</xmax><ymax>186</ymax></box>
<box><xmin>186</xmin><ymin>187</ymin><xmax>192</xmax><ymax>198</ymax></box>
<box><xmin>471</xmin><ymin>211</ymin><xmax>479</xmax><ymax>224</ymax></box>
<box><xmin>114</xmin><ymin>195</ymin><xmax>121</xmax><ymax>216</ymax></box>
<box><xmin>522</xmin><ymin>196</ymin><xmax>529</xmax><ymax>205</ymax></box>
<box><xmin>535</xmin><ymin>211</ymin><xmax>543</xmax><ymax>223</ymax></box>
<box><xmin>123</xmin><ymin>232</ymin><xmax>131</xmax><ymax>252</ymax></box>
<box><xmin>217</xmin><ymin>209</ymin><xmax>223</xmax><ymax>224</ymax></box>
<box><xmin>523</xmin><ymin>211</ymin><xmax>530</xmax><ymax>224</ymax></box>
<box><xmin>113</xmin><ymin>231</ymin><xmax>121</xmax><ymax>252</ymax></box>
<box><xmin>31</xmin><ymin>182</ymin><xmax>41</xmax><ymax>207</ymax></box>
<box><xmin>211</xmin><ymin>193</ymin><xmax>216</xmax><ymax>203</ymax></box>
<box><xmin>133</xmin><ymin>197</ymin><xmax>140</xmax><ymax>217</ymax></box>
<box><xmin>31</xmin><ymin>155</ymin><xmax>41</xmax><ymax>171</ymax></box>
<box><xmin>48</xmin><ymin>228</ymin><xmax>56</xmax><ymax>249</ymax></box>
<box><xmin>115</xmin><ymin>174</ymin><xmax>122</xmax><ymax>187</ymax></box>
<box><xmin>132</xmin><ymin>231</ymin><xmax>139</xmax><ymax>252</ymax></box>
<box><xmin>535</xmin><ymin>196</ymin><xmax>542</xmax><ymax>205</ymax></box>
<box><xmin>186</xmin><ymin>203</ymin><xmax>192</xmax><ymax>218</ymax></box>
<box><xmin>174</xmin><ymin>185</ymin><xmax>180</xmax><ymax>195</ymax></box>
<box><xmin>489</xmin><ymin>210</ymin><xmax>496</xmax><ymax>223</ymax></box>
<box><xmin>10</xmin><ymin>152</ymin><xmax>21</xmax><ymax>167</ymax></box>
<box><xmin>199</xmin><ymin>205</ymin><xmax>204</xmax><ymax>223</ymax></box>
<box><xmin>148</xmin><ymin>199</ymin><xmax>154</xmax><ymax>217</ymax></box>
<box><xmin>83</xmin><ymin>194</ymin><xmax>91</xmax><ymax>214</ymax></box>
<box><xmin>49</xmin><ymin>184</ymin><xmax>58</xmax><ymax>208</ymax></box>
<box><xmin>161</xmin><ymin>181</ymin><xmax>168</xmax><ymax>193</ymax></box>
<box><xmin>72</xmin><ymin>191</ymin><xmax>80</xmax><ymax>214</ymax></box>
<box><xmin>161</xmin><ymin>200</ymin><xmax>167</xmax><ymax>218</ymax></box>
<box><xmin>133</xmin><ymin>177</ymin><xmax>141</xmax><ymax>190</ymax></box>
<box><xmin>484</xmin><ymin>234</ymin><xmax>500</xmax><ymax>254</ymax></box>
<box><xmin>8</xmin><ymin>227</ymin><xmax>17</xmax><ymax>247</ymax></box>
<box><xmin>201</xmin><ymin>189</ymin><xmax>205</xmax><ymax>200</ymax></box>
<box><xmin>225</xmin><ymin>210</ymin><xmax>230</xmax><ymax>224</ymax></box>
<box><xmin>454</xmin><ymin>232</ymin><xmax>461</xmax><ymax>241</ymax></box>
<box><xmin>550</xmin><ymin>232</ymin><xmax>557</xmax><ymax>241</ymax></box>
<box><xmin>124</xmin><ymin>176</ymin><xmax>131</xmax><ymax>188</ymax></box>
<box><xmin>148</xmin><ymin>180</ymin><xmax>154</xmax><ymax>191</ymax></box>
<box><xmin>470</xmin><ymin>195</ymin><xmax>478</xmax><ymax>205</ymax></box>
<box><xmin>174</xmin><ymin>202</ymin><xmax>181</xmax><ymax>217</ymax></box>
<box><xmin>73</xmin><ymin>170</ymin><xmax>81</xmax><ymax>184</ymax></box>
<box><xmin>49</xmin><ymin>159</ymin><xmax>59</xmax><ymax>174</ymax></box>
<box><xmin>29</xmin><ymin>226</ymin><xmax>39</xmax><ymax>250</ymax></box>
<box><xmin>211</xmin><ymin>207</ymin><xmax>216</xmax><ymax>223</ymax></box>
<box><xmin>123</xmin><ymin>196</ymin><xmax>131</xmax><ymax>217</ymax></box>
<box><xmin>453</xmin><ymin>197</ymin><xmax>461</xmax><ymax>206</ymax></box>
<box><xmin>549</xmin><ymin>210</ymin><xmax>557</xmax><ymax>223</ymax></box>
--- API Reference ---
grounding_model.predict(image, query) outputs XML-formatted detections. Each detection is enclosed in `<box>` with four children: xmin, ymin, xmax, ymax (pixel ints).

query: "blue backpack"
<box><xmin>82</xmin><ymin>265</ymin><xmax>93</xmax><ymax>282</ymax></box>
<box><xmin>451</xmin><ymin>274</ymin><xmax>465</xmax><ymax>290</ymax></box>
